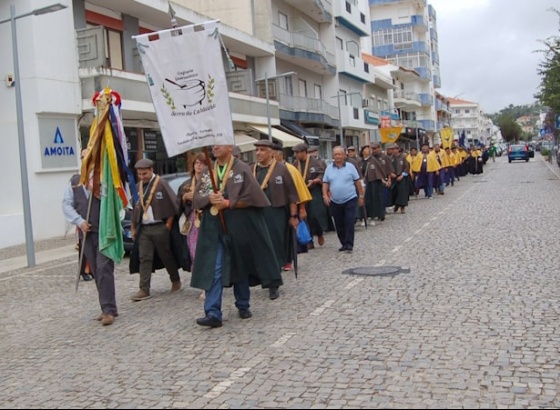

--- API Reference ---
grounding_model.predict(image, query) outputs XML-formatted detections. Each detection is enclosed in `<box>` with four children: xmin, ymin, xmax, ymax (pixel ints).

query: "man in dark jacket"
<box><xmin>130</xmin><ymin>159</ymin><xmax>182</xmax><ymax>301</ymax></box>
<box><xmin>191</xmin><ymin>144</ymin><xmax>283</xmax><ymax>328</ymax></box>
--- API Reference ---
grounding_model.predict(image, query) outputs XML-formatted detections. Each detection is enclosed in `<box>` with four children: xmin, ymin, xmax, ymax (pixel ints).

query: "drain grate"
<box><xmin>343</xmin><ymin>266</ymin><xmax>410</xmax><ymax>277</ymax></box>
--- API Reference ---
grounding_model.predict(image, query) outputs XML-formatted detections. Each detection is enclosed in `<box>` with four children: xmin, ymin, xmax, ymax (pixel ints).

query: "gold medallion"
<box><xmin>143</xmin><ymin>213</ymin><xmax>149</xmax><ymax>221</ymax></box>
<box><xmin>194</xmin><ymin>218</ymin><xmax>201</xmax><ymax>228</ymax></box>
<box><xmin>210</xmin><ymin>205</ymin><xmax>219</xmax><ymax>216</ymax></box>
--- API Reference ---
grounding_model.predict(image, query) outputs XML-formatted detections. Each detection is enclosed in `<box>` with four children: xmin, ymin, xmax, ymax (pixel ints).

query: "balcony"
<box><xmin>340</xmin><ymin>103</ymin><xmax>378</xmax><ymax>131</ymax></box>
<box><xmin>370</xmin><ymin>0</ymin><xmax>427</xmax><ymax>6</ymax></box>
<box><xmin>393</xmin><ymin>90</ymin><xmax>421</xmax><ymax>110</ymax></box>
<box><xmin>333</xmin><ymin>0</ymin><xmax>369</xmax><ymax>37</ymax></box>
<box><xmin>337</xmin><ymin>50</ymin><xmax>375</xmax><ymax>83</ymax></box>
<box><xmin>411</xmin><ymin>14</ymin><xmax>428</xmax><ymax>32</ymax></box>
<box><xmin>278</xmin><ymin>93</ymin><xmax>339</xmax><ymax>127</ymax></box>
<box><xmin>281</xmin><ymin>0</ymin><xmax>333</xmax><ymax>23</ymax></box>
<box><xmin>419</xmin><ymin>93</ymin><xmax>434</xmax><ymax>107</ymax></box>
<box><xmin>273</xmin><ymin>25</ymin><xmax>336</xmax><ymax>75</ymax></box>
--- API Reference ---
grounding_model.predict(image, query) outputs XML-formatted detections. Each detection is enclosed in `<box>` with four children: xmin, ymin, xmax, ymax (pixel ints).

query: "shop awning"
<box><xmin>234</xmin><ymin>132</ymin><xmax>258</xmax><ymax>153</ymax></box>
<box><xmin>247</xmin><ymin>124</ymin><xmax>303</xmax><ymax>148</ymax></box>
<box><xmin>280</xmin><ymin>121</ymin><xmax>319</xmax><ymax>145</ymax></box>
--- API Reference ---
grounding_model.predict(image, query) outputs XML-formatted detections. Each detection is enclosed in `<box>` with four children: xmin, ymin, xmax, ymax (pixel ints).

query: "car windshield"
<box><xmin>511</xmin><ymin>145</ymin><xmax>525</xmax><ymax>151</ymax></box>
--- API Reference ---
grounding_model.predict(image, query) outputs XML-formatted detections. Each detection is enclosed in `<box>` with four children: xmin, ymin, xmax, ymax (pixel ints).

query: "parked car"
<box><xmin>508</xmin><ymin>144</ymin><xmax>529</xmax><ymax>163</ymax></box>
<box><xmin>528</xmin><ymin>144</ymin><xmax>535</xmax><ymax>158</ymax></box>
<box><xmin>121</xmin><ymin>173</ymin><xmax>191</xmax><ymax>255</ymax></box>
<box><xmin>161</xmin><ymin>172</ymin><xmax>191</xmax><ymax>195</ymax></box>
<box><xmin>121</xmin><ymin>206</ymin><xmax>134</xmax><ymax>254</ymax></box>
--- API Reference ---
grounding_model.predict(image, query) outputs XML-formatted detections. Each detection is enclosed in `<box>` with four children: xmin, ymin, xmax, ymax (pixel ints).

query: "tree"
<box><xmin>496</xmin><ymin>114</ymin><xmax>522</xmax><ymax>143</ymax></box>
<box><xmin>536</xmin><ymin>8</ymin><xmax>560</xmax><ymax>114</ymax></box>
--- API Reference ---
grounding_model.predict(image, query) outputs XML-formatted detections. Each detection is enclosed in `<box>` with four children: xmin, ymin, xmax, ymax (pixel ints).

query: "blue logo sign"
<box><xmin>44</xmin><ymin>126</ymin><xmax>75</xmax><ymax>157</ymax></box>
<box><xmin>555</xmin><ymin>114</ymin><xmax>560</xmax><ymax>129</ymax></box>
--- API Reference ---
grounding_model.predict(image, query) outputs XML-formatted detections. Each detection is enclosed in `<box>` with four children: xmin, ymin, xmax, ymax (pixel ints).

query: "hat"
<box><xmin>253</xmin><ymin>139</ymin><xmax>274</xmax><ymax>148</ymax></box>
<box><xmin>232</xmin><ymin>145</ymin><xmax>241</xmax><ymax>156</ymax></box>
<box><xmin>308</xmin><ymin>145</ymin><xmax>318</xmax><ymax>152</ymax></box>
<box><xmin>292</xmin><ymin>143</ymin><xmax>309</xmax><ymax>152</ymax></box>
<box><xmin>272</xmin><ymin>143</ymin><xmax>283</xmax><ymax>151</ymax></box>
<box><xmin>134</xmin><ymin>158</ymin><xmax>154</xmax><ymax>169</ymax></box>
<box><xmin>347</xmin><ymin>146</ymin><xmax>356</xmax><ymax>151</ymax></box>
<box><xmin>386</xmin><ymin>143</ymin><xmax>399</xmax><ymax>149</ymax></box>
<box><xmin>370</xmin><ymin>142</ymin><xmax>381</xmax><ymax>148</ymax></box>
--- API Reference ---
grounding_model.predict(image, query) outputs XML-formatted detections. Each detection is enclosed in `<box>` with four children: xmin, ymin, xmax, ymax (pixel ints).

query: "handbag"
<box><xmin>296</xmin><ymin>220</ymin><xmax>312</xmax><ymax>245</ymax></box>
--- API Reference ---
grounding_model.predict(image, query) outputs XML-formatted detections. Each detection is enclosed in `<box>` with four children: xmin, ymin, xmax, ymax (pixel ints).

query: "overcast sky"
<box><xmin>428</xmin><ymin>0</ymin><xmax>559</xmax><ymax>114</ymax></box>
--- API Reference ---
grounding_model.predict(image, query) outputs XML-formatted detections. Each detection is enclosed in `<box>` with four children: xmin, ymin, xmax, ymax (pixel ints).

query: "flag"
<box><xmin>133</xmin><ymin>20</ymin><xmax>234</xmax><ymax>156</ymax></box>
<box><xmin>459</xmin><ymin>130</ymin><xmax>466</xmax><ymax>148</ymax></box>
<box><xmin>80</xmin><ymin>88</ymin><xmax>132</xmax><ymax>263</ymax></box>
<box><xmin>380</xmin><ymin>127</ymin><xmax>404</xmax><ymax>144</ymax></box>
<box><xmin>440</xmin><ymin>128</ymin><xmax>454</xmax><ymax>149</ymax></box>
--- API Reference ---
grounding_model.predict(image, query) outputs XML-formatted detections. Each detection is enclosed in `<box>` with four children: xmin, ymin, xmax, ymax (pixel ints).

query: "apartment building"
<box><xmin>0</xmin><ymin>0</ymin><xmax>387</xmax><ymax>248</ymax></box>
<box><xmin>448</xmin><ymin>97</ymin><xmax>486</xmax><ymax>146</ymax></box>
<box><xmin>368</xmin><ymin>0</ymin><xmax>440</xmax><ymax>144</ymax></box>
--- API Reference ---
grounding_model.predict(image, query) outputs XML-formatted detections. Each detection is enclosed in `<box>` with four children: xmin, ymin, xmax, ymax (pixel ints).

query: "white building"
<box><xmin>0</xmin><ymin>0</ymin><xmax>390</xmax><ymax>249</ymax></box>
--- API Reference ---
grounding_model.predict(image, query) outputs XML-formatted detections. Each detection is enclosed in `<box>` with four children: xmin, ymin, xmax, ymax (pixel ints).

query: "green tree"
<box><xmin>536</xmin><ymin>8</ymin><xmax>560</xmax><ymax>115</ymax></box>
<box><xmin>496</xmin><ymin>114</ymin><xmax>522</xmax><ymax>143</ymax></box>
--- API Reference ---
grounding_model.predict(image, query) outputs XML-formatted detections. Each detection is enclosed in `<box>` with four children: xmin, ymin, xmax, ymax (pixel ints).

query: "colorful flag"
<box><xmin>80</xmin><ymin>88</ymin><xmax>131</xmax><ymax>263</ymax></box>
<box><xmin>134</xmin><ymin>20</ymin><xmax>234</xmax><ymax>156</ymax></box>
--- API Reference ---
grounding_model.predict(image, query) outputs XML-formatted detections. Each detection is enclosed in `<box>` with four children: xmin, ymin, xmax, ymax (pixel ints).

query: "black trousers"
<box><xmin>329</xmin><ymin>197</ymin><xmax>358</xmax><ymax>249</ymax></box>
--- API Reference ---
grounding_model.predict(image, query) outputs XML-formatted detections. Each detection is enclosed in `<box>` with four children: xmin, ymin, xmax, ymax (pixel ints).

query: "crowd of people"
<box><xmin>62</xmin><ymin>140</ymin><xmax>490</xmax><ymax>328</ymax></box>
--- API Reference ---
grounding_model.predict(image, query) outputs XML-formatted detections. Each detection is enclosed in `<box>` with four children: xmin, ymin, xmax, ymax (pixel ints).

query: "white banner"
<box><xmin>134</xmin><ymin>20</ymin><xmax>234</xmax><ymax>156</ymax></box>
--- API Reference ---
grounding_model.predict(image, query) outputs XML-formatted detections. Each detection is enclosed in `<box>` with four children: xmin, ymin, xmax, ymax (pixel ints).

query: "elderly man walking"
<box><xmin>322</xmin><ymin>146</ymin><xmax>364</xmax><ymax>253</ymax></box>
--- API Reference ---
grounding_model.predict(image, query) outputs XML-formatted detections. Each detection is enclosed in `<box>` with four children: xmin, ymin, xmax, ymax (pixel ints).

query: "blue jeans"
<box><xmin>204</xmin><ymin>242</ymin><xmax>250</xmax><ymax>321</ymax></box>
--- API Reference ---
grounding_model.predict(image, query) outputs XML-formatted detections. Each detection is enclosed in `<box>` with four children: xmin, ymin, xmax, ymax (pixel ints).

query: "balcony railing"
<box><xmin>273</xmin><ymin>24</ymin><xmax>336</xmax><ymax>67</ymax></box>
<box><xmin>394</xmin><ymin>90</ymin><xmax>421</xmax><ymax>103</ymax></box>
<box><xmin>279</xmin><ymin>93</ymin><xmax>339</xmax><ymax>120</ymax></box>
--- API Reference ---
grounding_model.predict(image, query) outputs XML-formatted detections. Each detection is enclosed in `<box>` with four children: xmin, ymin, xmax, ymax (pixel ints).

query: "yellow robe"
<box><xmin>285</xmin><ymin>162</ymin><xmax>312</xmax><ymax>204</ymax></box>
<box><xmin>433</xmin><ymin>150</ymin><xmax>450</xmax><ymax>168</ymax></box>
<box><xmin>411</xmin><ymin>152</ymin><xmax>441</xmax><ymax>173</ymax></box>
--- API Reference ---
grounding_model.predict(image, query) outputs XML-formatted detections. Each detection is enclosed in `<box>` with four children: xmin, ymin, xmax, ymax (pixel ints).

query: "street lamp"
<box><xmin>331</xmin><ymin>90</ymin><xmax>361</xmax><ymax>149</ymax></box>
<box><xmin>255</xmin><ymin>71</ymin><xmax>296</xmax><ymax>141</ymax></box>
<box><xmin>1</xmin><ymin>3</ymin><xmax>67</xmax><ymax>267</ymax></box>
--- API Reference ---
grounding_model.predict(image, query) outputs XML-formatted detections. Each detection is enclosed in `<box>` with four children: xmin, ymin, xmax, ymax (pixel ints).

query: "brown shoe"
<box><xmin>96</xmin><ymin>313</ymin><xmax>118</xmax><ymax>321</ymax></box>
<box><xmin>318</xmin><ymin>236</ymin><xmax>325</xmax><ymax>246</ymax></box>
<box><xmin>171</xmin><ymin>280</ymin><xmax>182</xmax><ymax>292</ymax></box>
<box><xmin>100</xmin><ymin>314</ymin><xmax>114</xmax><ymax>326</ymax></box>
<box><xmin>131</xmin><ymin>289</ymin><xmax>151</xmax><ymax>301</ymax></box>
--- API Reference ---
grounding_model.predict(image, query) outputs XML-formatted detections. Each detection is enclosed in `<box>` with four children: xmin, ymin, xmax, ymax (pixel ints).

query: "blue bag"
<box><xmin>296</xmin><ymin>220</ymin><xmax>312</xmax><ymax>245</ymax></box>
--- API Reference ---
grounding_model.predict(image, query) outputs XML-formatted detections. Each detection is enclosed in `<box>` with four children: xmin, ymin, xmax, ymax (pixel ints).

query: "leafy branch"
<box><xmin>207</xmin><ymin>75</ymin><xmax>215</xmax><ymax>104</ymax></box>
<box><xmin>160</xmin><ymin>85</ymin><xmax>176</xmax><ymax>110</ymax></box>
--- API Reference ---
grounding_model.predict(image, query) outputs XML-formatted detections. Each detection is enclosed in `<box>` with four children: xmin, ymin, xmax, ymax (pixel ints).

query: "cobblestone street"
<box><xmin>2</xmin><ymin>156</ymin><xmax>560</xmax><ymax>409</ymax></box>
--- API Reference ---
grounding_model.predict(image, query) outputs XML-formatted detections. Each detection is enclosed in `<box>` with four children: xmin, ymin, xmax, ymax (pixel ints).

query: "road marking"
<box><xmin>203</xmin><ymin>354</ymin><xmax>265</xmax><ymax>399</ymax></box>
<box><xmin>310</xmin><ymin>299</ymin><xmax>335</xmax><ymax>316</ymax></box>
<box><xmin>376</xmin><ymin>260</ymin><xmax>386</xmax><ymax>266</ymax></box>
<box><xmin>344</xmin><ymin>277</ymin><xmax>364</xmax><ymax>290</ymax></box>
<box><xmin>404</xmin><ymin>237</ymin><xmax>412</xmax><ymax>243</ymax></box>
<box><xmin>422</xmin><ymin>222</ymin><xmax>430</xmax><ymax>228</ymax></box>
<box><xmin>391</xmin><ymin>245</ymin><xmax>401</xmax><ymax>253</ymax></box>
<box><xmin>270</xmin><ymin>332</ymin><xmax>296</xmax><ymax>348</ymax></box>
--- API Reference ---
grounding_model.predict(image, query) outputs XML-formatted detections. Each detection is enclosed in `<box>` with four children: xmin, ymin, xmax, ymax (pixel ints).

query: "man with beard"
<box><xmin>251</xmin><ymin>140</ymin><xmax>299</xmax><ymax>300</ymax></box>
<box><xmin>191</xmin><ymin>145</ymin><xmax>282</xmax><ymax>328</ymax></box>
<box><xmin>292</xmin><ymin>143</ymin><xmax>329</xmax><ymax>248</ymax></box>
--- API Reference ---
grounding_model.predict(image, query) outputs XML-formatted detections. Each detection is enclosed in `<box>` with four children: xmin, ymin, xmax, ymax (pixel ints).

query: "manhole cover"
<box><xmin>343</xmin><ymin>266</ymin><xmax>410</xmax><ymax>277</ymax></box>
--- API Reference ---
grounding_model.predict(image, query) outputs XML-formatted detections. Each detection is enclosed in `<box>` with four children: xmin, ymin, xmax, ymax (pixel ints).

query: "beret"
<box><xmin>134</xmin><ymin>158</ymin><xmax>154</xmax><ymax>169</ymax></box>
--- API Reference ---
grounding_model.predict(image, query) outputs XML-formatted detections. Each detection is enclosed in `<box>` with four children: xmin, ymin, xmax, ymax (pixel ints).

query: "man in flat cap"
<box><xmin>130</xmin><ymin>158</ymin><xmax>183</xmax><ymax>301</ymax></box>
<box><xmin>251</xmin><ymin>139</ymin><xmax>299</xmax><ymax>299</ymax></box>
<box><xmin>292</xmin><ymin>142</ymin><xmax>329</xmax><ymax>248</ymax></box>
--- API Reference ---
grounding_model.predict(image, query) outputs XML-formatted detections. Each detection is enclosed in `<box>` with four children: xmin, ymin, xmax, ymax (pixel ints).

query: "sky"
<box><xmin>428</xmin><ymin>0</ymin><xmax>559</xmax><ymax>114</ymax></box>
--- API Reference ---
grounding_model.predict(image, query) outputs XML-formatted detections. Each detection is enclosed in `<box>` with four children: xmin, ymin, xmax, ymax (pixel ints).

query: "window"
<box><xmin>345</xmin><ymin>2</ymin><xmax>351</xmax><ymax>13</ymax></box>
<box><xmin>314</xmin><ymin>84</ymin><xmax>322</xmax><ymax>100</ymax></box>
<box><xmin>364</xmin><ymin>62</ymin><xmax>369</xmax><ymax>73</ymax></box>
<box><xmin>465</xmin><ymin>109</ymin><xmax>470</xmax><ymax>114</ymax></box>
<box><xmin>298</xmin><ymin>79</ymin><xmax>307</xmax><ymax>98</ymax></box>
<box><xmin>106</xmin><ymin>28</ymin><xmax>123</xmax><ymax>70</ymax></box>
<box><xmin>360</xmin><ymin>13</ymin><xmax>366</xmax><ymax>24</ymax></box>
<box><xmin>279</xmin><ymin>12</ymin><xmax>288</xmax><ymax>30</ymax></box>
<box><xmin>349</xmin><ymin>55</ymin><xmax>356</xmax><ymax>67</ymax></box>
<box><xmin>283</xmin><ymin>76</ymin><xmax>294</xmax><ymax>96</ymax></box>
<box><xmin>336</xmin><ymin>37</ymin><xmax>343</xmax><ymax>50</ymax></box>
